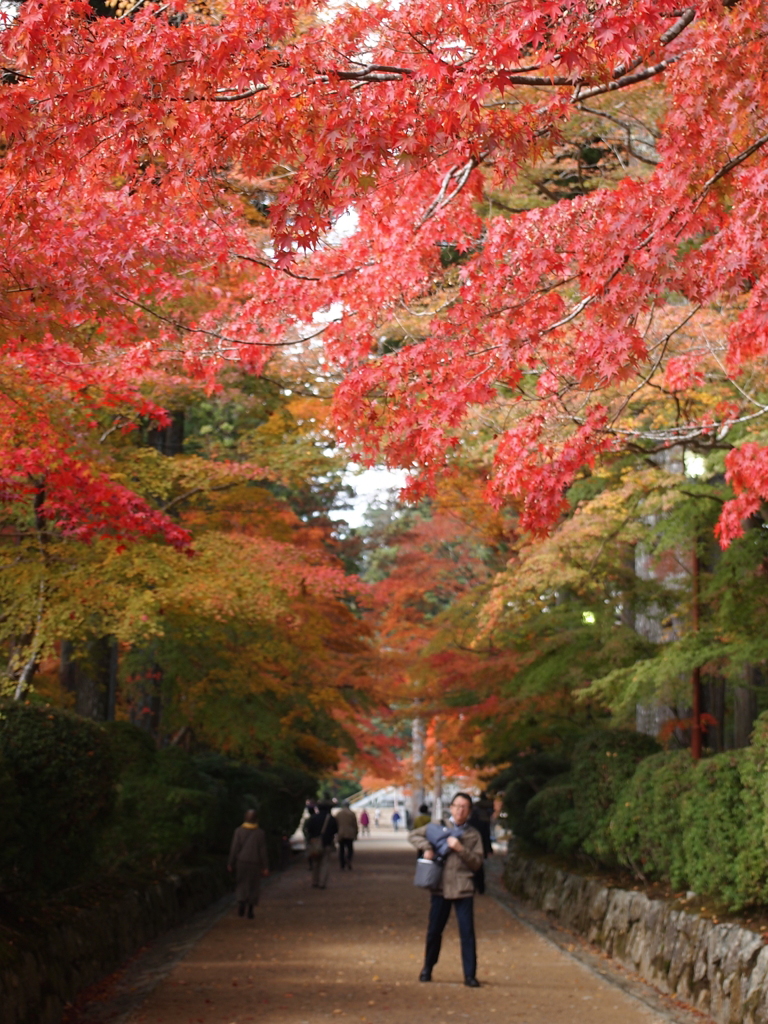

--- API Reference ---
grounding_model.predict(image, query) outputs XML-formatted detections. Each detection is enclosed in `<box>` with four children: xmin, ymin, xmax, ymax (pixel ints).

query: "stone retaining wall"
<box><xmin>0</xmin><ymin>865</ymin><xmax>229</xmax><ymax>1024</ymax></box>
<box><xmin>504</xmin><ymin>850</ymin><xmax>768</xmax><ymax>1024</ymax></box>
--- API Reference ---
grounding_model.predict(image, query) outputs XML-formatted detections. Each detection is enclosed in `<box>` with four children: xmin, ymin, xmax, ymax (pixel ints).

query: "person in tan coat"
<box><xmin>334</xmin><ymin>801</ymin><xmax>358</xmax><ymax>870</ymax></box>
<box><xmin>408</xmin><ymin>792</ymin><xmax>484</xmax><ymax>986</ymax></box>
<box><xmin>228</xmin><ymin>809</ymin><xmax>269</xmax><ymax>919</ymax></box>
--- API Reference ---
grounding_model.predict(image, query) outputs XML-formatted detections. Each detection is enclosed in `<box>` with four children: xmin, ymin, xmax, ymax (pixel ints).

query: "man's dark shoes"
<box><xmin>419</xmin><ymin>969</ymin><xmax>431</xmax><ymax>982</ymax></box>
<box><xmin>237</xmin><ymin>901</ymin><xmax>246</xmax><ymax>917</ymax></box>
<box><xmin>464</xmin><ymin>978</ymin><xmax>480</xmax><ymax>988</ymax></box>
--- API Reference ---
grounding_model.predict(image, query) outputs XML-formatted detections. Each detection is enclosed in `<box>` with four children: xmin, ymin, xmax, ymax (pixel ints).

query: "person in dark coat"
<box><xmin>469</xmin><ymin>790</ymin><xmax>495</xmax><ymax>895</ymax></box>
<box><xmin>334</xmin><ymin>800</ymin><xmax>358</xmax><ymax>870</ymax></box>
<box><xmin>305</xmin><ymin>800</ymin><xmax>338</xmax><ymax>889</ymax></box>
<box><xmin>228</xmin><ymin>809</ymin><xmax>269</xmax><ymax>918</ymax></box>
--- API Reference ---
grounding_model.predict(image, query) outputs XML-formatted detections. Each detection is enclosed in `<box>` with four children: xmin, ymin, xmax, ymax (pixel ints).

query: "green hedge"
<box><xmin>736</xmin><ymin>712</ymin><xmax>768</xmax><ymax>905</ymax></box>
<box><xmin>570</xmin><ymin>729</ymin><xmax>661</xmax><ymax>861</ymax></box>
<box><xmin>610</xmin><ymin>750</ymin><xmax>694</xmax><ymax>886</ymax></box>
<box><xmin>513</xmin><ymin>728</ymin><xmax>660</xmax><ymax>861</ymax></box>
<box><xmin>0</xmin><ymin>702</ymin><xmax>116</xmax><ymax>891</ymax></box>
<box><xmin>681</xmin><ymin>750</ymin><xmax>746</xmax><ymax>908</ymax></box>
<box><xmin>504</xmin><ymin>714</ymin><xmax>768</xmax><ymax>910</ymax></box>
<box><xmin>496</xmin><ymin>749</ymin><xmax>572</xmax><ymax>847</ymax></box>
<box><xmin>97</xmin><ymin>725</ymin><xmax>221</xmax><ymax>873</ymax></box>
<box><xmin>0</xmin><ymin>703</ymin><xmax>314</xmax><ymax>895</ymax></box>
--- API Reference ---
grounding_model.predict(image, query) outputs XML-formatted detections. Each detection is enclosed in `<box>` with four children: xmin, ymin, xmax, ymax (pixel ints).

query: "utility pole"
<box><xmin>433</xmin><ymin>732</ymin><xmax>443</xmax><ymax>822</ymax></box>
<box><xmin>411</xmin><ymin>715</ymin><xmax>425</xmax><ymax>820</ymax></box>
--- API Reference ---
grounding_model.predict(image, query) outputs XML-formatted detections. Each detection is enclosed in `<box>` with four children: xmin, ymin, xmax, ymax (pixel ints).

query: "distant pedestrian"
<box><xmin>409</xmin><ymin>792</ymin><xmax>483</xmax><ymax>987</ymax></box>
<box><xmin>374</xmin><ymin>808</ymin><xmax>380</xmax><ymax>828</ymax></box>
<box><xmin>303</xmin><ymin>805</ymin><xmax>317</xmax><ymax>870</ymax></box>
<box><xmin>473</xmin><ymin>791</ymin><xmax>495</xmax><ymax>857</ymax></box>
<box><xmin>359</xmin><ymin>809</ymin><xmax>370</xmax><ymax>835</ymax></box>
<box><xmin>228</xmin><ymin>809</ymin><xmax>269</xmax><ymax>919</ymax></box>
<box><xmin>335</xmin><ymin>800</ymin><xmax>358</xmax><ymax>870</ymax></box>
<box><xmin>469</xmin><ymin>791</ymin><xmax>495</xmax><ymax>895</ymax></box>
<box><xmin>413</xmin><ymin>803</ymin><xmax>431</xmax><ymax>829</ymax></box>
<box><xmin>392</xmin><ymin>810</ymin><xmax>401</xmax><ymax>831</ymax></box>
<box><xmin>305</xmin><ymin>800</ymin><xmax>338</xmax><ymax>889</ymax></box>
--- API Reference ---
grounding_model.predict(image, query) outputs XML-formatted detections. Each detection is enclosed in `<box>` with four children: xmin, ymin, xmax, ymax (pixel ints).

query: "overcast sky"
<box><xmin>332</xmin><ymin>466</ymin><xmax>409</xmax><ymax>529</ymax></box>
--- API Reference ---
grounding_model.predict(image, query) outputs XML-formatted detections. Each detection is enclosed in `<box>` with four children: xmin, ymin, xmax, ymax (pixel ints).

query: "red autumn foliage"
<box><xmin>2</xmin><ymin>0</ymin><xmax>768</xmax><ymax>547</ymax></box>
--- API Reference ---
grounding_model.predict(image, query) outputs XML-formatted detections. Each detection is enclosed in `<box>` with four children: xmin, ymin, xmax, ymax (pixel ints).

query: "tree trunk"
<box><xmin>703</xmin><ymin>677</ymin><xmax>725</xmax><ymax>752</ymax></box>
<box><xmin>147</xmin><ymin>410</ymin><xmax>185</xmax><ymax>456</ymax></box>
<box><xmin>61</xmin><ymin>637</ymin><xmax>115</xmax><ymax>721</ymax></box>
<box><xmin>733</xmin><ymin>665</ymin><xmax>760</xmax><ymax>748</ymax></box>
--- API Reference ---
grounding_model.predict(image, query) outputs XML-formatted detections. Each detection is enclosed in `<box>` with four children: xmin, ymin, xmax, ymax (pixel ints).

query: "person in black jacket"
<box><xmin>305</xmin><ymin>800</ymin><xmax>338</xmax><ymax>889</ymax></box>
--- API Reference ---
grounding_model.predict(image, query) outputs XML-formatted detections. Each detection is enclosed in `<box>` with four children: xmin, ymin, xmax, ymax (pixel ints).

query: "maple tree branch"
<box><xmin>334</xmin><ymin>64</ymin><xmax>415</xmax><ymax>81</ymax></box>
<box><xmin>678</xmin><ymin>489</ymin><xmax>724</xmax><ymax>504</ymax></box>
<box><xmin>576</xmin><ymin>55</ymin><xmax>682</xmax><ymax>101</ymax></box>
<box><xmin>117</xmin><ymin>0</ymin><xmax>148</xmax><ymax>19</ymax></box>
<box><xmin>212</xmin><ymin>83</ymin><xmax>269</xmax><ymax>102</ymax></box>
<box><xmin>99</xmin><ymin>416</ymin><xmax>132</xmax><ymax>443</ymax></box>
<box><xmin>703</xmin><ymin>339</ymin><xmax>768</xmax><ymax>415</ymax></box>
<box><xmin>659</xmin><ymin>7</ymin><xmax>697</xmax><ymax>47</ymax></box>
<box><xmin>698</xmin><ymin>132</ymin><xmax>768</xmax><ymax>198</ymax></box>
<box><xmin>160</xmin><ymin>481</ymin><xmax>249</xmax><ymax>514</ymax></box>
<box><xmin>231</xmin><ymin>250</ymin><xmax>369</xmax><ymax>283</ymax></box>
<box><xmin>418</xmin><ymin>154</ymin><xmax>484</xmax><ymax>227</ymax></box>
<box><xmin>503</xmin><ymin>9</ymin><xmax>694</xmax><ymax>96</ymax></box>
<box><xmin>114</xmin><ymin>291</ymin><xmax>328</xmax><ymax>347</ymax></box>
<box><xmin>607</xmin><ymin>305</ymin><xmax>701</xmax><ymax>416</ymax></box>
<box><xmin>576</xmin><ymin>104</ymin><xmax>660</xmax><ymax>164</ymax></box>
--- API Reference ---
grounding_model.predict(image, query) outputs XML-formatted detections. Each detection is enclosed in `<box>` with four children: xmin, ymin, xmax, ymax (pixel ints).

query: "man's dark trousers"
<box><xmin>339</xmin><ymin>838</ymin><xmax>354</xmax><ymax>869</ymax></box>
<box><xmin>424</xmin><ymin>894</ymin><xmax>476</xmax><ymax>979</ymax></box>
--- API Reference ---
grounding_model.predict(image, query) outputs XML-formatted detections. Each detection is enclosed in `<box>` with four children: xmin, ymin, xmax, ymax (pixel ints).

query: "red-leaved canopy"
<box><xmin>2</xmin><ymin>0</ymin><xmax>768</xmax><ymax>543</ymax></box>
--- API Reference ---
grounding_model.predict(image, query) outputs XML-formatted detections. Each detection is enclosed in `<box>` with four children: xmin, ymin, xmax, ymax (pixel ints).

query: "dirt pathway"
<box><xmin>92</xmin><ymin>832</ymin><xmax>704</xmax><ymax>1024</ymax></box>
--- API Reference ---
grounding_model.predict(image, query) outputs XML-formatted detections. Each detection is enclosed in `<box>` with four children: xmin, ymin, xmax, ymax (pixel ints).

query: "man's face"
<box><xmin>450</xmin><ymin>797</ymin><xmax>471</xmax><ymax>826</ymax></box>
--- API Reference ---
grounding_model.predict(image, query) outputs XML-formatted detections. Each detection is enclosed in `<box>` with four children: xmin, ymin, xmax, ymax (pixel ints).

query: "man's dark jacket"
<box><xmin>305</xmin><ymin>807</ymin><xmax>338</xmax><ymax>847</ymax></box>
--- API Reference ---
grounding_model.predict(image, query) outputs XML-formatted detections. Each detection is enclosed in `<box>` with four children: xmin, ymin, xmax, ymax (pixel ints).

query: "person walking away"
<box><xmin>469</xmin><ymin>791</ymin><xmax>494</xmax><ymax>895</ymax></box>
<box><xmin>335</xmin><ymin>800</ymin><xmax>358</xmax><ymax>870</ymax></box>
<box><xmin>474</xmin><ymin>791</ymin><xmax>494</xmax><ymax>857</ymax></box>
<box><xmin>303</xmin><ymin>804</ymin><xmax>317</xmax><ymax>870</ymax></box>
<box><xmin>228</xmin><ymin>809</ymin><xmax>269</xmax><ymax>919</ymax></box>
<box><xmin>391</xmin><ymin>809</ymin><xmax>401</xmax><ymax>831</ymax></box>
<box><xmin>413</xmin><ymin>803</ymin><xmax>431</xmax><ymax>828</ymax></box>
<box><xmin>305</xmin><ymin>800</ymin><xmax>338</xmax><ymax>889</ymax></box>
<box><xmin>409</xmin><ymin>792</ymin><xmax>484</xmax><ymax>987</ymax></box>
<box><xmin>374</xmin><ymin>808</ymin><xmax>380</xmax><ymax>828</ymax></box>
<box><xmin>359</xmin><ymin>809</ymin><xmax>370</xmax><ymax>835</ymax></box>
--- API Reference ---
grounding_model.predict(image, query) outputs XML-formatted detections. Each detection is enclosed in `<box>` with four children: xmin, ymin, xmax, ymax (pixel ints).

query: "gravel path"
<box><xmin>69</xmin><ymin>831</ymin><xmax>709</xmax><ymax>1024</ymax></box>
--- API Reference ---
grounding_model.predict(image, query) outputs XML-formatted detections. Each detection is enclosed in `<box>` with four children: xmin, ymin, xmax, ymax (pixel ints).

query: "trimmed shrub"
<box><xmin>570</xmin><ymin>728</ymin><xmax>661</xmax><ymax>862</ymax></box>
<box><xmin>736</xmin><ymin>711</ymin><xmax>768</xmax><ymax>906</ymax></box>
<box><xmin>523</xmin><ymin>774</ymin><xmax>581</xmax><ymax>855</ymax></box>
<box><xmin>0</xmin><ymin>752</ymin><xmax>21</xmax><ymax>883</ymax></box>
<box><xmin>497</xmin><ymin>749</ymin><xmax>572</xmax><ymax>847</ymax></box>
<box><xmin>0</xmin><ymin>701</ymin><xmax>115</xmax><ymax>891</ymax></box>
<box><xmin>609</xmin><ymin>750</ymin><xmax>695</xmax><ymax>886</ymax></box>
<box><xmin>97</xmin><ymin>727</ymin><xmax>220</xmax><ymax>873</ymax></box>
<box><xmin>681</xmin><ymin>750</ymin><xmax>746</xmax><ymax>909</ymax></box>
<box><xmin>0</xmin><ymin>709</ymin><xmax>316</xmax><ymax>894</ymax></box>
